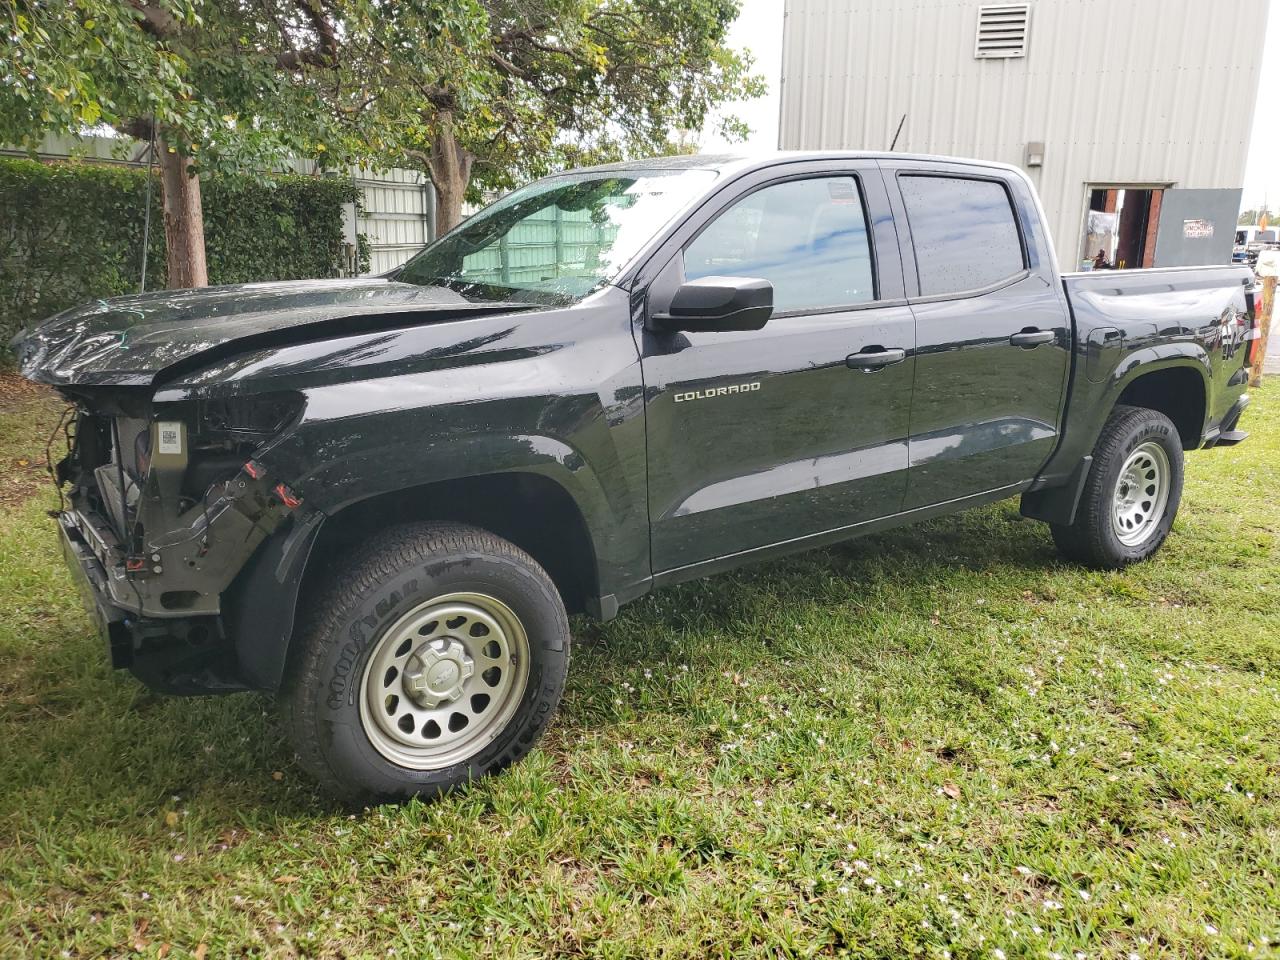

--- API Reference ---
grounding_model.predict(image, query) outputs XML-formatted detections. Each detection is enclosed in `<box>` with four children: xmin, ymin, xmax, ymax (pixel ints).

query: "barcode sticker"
<box><xmin>157</xmin><ymin>422</ymin><xmax>183</xmax><ymax>455</ymax></box>
<box><xmin>827</xmin><ymin>179</ymin><xmax>857</xmax><ymax>203</ymax></box>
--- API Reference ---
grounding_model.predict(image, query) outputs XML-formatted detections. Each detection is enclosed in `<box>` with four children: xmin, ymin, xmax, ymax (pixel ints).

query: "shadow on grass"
<box><xmin>602</xmin><ymin>499</ymin><xmax>1057</xmax><ymax>638</ymax></box>
<box><xmin>2</xmin><ymin>501</ymin><xmax>1057</xmax><ymax>823</ymax></box>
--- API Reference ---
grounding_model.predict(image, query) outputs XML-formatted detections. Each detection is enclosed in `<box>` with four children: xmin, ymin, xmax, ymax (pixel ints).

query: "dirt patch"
<box><xmin>0</xmin><ymin>369</ymin><xmax>68</xmax><ymax>508</ymax></box>
<box><xmin>0</xmin><ymin>368</ymin><xmax>52</xmax><ymax>411</ymax></box>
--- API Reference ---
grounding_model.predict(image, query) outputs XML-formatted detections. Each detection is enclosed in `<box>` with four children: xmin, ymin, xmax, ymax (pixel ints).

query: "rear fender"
<box><xmin>1022</xmin><ymin>346</ymin><xmax>1209</xmax><ymax>524</ymax></box>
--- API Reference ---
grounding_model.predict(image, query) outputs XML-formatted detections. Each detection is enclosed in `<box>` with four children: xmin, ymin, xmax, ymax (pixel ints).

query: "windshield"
<box><xmin>395</xmin><ymin>169</ymin><xmax>716</xmax><ymax>305</ymax></box>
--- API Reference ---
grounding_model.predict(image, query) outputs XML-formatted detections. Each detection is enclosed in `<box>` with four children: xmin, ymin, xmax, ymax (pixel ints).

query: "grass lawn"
<box><xmin>0</xmin><ymin>377</ymin><xmax>1276</xmax><ymax>959</ymax></box>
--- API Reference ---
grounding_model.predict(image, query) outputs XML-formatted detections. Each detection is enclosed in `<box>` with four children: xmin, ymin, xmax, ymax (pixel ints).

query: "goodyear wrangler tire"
<box><xmin>1050</xmin><ymin>405</ymin><xmax>1185</xmax><ymax>570</ymax></box>
<box><xmin>280</xmin><ymin>522</ymin><xmax>569</xmax><ymax>804</ymax></box>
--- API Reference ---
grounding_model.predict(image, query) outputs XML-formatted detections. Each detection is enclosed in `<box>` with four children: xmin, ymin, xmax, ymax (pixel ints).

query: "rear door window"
<box><xmin>898</xmin><ymin>175</ymin><xmax>1025</xmax><ymax>296</ymax></box>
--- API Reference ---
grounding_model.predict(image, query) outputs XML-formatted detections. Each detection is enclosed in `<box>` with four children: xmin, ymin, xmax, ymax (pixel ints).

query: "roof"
<box><xmin>568</xmin><ymin>150</ymin><xmax>1026</xmax><ymax>179</ymax></box>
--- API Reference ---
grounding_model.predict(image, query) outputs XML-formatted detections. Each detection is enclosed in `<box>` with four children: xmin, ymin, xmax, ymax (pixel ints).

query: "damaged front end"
<box><xmin>53</xmin><ymin>387</ymin><xmax>309</xmax><ymax>694</ymax></box>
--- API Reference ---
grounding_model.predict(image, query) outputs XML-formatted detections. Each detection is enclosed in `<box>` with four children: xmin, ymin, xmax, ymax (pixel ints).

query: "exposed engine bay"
<box><xmin>56</xmin><ymin>389</ymin><xmax>305</xmax><ymax>618</ymax></box>
<box><xmin>49</xmin><ymin>388</ymin><xmax>310</xmax><ymax>692</ymax></box>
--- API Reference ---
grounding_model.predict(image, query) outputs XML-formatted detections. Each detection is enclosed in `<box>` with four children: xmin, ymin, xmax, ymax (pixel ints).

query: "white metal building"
<box><xmin>779</xmin><ymin>0</ymin><xmax>1270</xmax><ymax>269</ymax></box>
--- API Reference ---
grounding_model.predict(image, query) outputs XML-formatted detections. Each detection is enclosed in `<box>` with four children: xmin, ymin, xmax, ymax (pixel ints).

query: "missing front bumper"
<box><xmin>59</xmin><ymin>512</ymin><xmax>132</xmax><ymax>669</ymax></box>
<box><xmin>57</xmin><ymin>511</ymin><xmax>248</xmax><ymax>695</ymax></box>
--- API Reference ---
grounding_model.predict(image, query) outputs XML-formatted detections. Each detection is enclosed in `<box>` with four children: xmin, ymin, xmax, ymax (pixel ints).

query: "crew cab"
<box><xmin>15</xmin><ymin>152</ymin><xmax>1257</xmax><ymax>802</ymax></box>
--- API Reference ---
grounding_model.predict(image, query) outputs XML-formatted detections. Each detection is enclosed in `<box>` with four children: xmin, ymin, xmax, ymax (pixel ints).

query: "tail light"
<box><xmin>1243</xmin><ymin>286</ymin><xmax>1262</xmax><ymax>369</ymax></box>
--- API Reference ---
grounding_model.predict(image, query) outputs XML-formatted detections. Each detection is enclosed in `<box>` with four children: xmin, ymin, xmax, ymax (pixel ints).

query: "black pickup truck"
<box><xmin>16</xmin><ymin>152</ymin><xmax>1258</xmax><ymax>802</ymax></box>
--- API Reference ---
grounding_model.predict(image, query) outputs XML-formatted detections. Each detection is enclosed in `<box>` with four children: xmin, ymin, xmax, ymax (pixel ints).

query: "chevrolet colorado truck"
<box><xmin>15</xmin><ymin>153</ymin><xmax>1257</xmax><ymax>802</ymax></box>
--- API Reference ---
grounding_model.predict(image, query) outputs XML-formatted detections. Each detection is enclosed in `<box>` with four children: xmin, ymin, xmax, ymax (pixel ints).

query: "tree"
<box><xmin>2</xmin><ymin>1</ymin><xmax>348</xmax><ymax>287</ymax></box>
<box><xmin>1239</xmin><ymin>207</ymin><xmax>1274</xmax><ymax>227</ymax></box>
<box><xmin>341</xmin><ymin>0</ymin><xmax>762</xmax><ymax>233</ymax></box>
<box><xmin>4</xmin><ymin>0</ymin><xmax>760</xmax><ymax>285</ymax></box>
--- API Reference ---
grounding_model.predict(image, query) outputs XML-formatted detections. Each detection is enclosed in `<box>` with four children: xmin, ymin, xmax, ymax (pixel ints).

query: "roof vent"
<box><xmin>975</xmin><ymin>3</ymin><xmax>1030</xmax><ymax>59</ymax></box>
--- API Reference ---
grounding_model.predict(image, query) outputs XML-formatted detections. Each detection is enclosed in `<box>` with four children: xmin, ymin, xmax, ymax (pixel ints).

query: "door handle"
<box><xmin>846</xmin><ymin>347</ymin><xmax>907</xmax><ymax>371</ymax></box>
<box><xmin>1010</xmin><ymin>328</ymin><xmax>1056</xmax><ymax>348</ymax></box>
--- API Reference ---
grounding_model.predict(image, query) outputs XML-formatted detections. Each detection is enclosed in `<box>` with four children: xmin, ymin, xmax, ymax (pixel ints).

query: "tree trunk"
<box><xmin>433</xmin><ymin>172</ymin><xmax>469</xmax><ymax>236</ymax></box>
<box><xmin>425</xmin><ymin>110</ymin><xmax>474</xmax><ymax>236</ymax></box>
<box><xmin>158</xmin><ymin>140</ymin><xmax>209</xmax><ymax>288</ymax></box>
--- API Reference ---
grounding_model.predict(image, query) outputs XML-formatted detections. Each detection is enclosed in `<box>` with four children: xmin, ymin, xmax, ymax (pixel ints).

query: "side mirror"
<box><xmin>651</xmin><ymin>276</ymin><xmax>773</xmax><ymax>333</ymax></box>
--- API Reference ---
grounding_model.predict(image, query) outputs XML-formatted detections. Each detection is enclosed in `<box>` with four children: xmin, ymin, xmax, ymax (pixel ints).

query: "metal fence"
<box><xmin>350</xmin><ymin>165</ymin><xmax>435</xmax><ymax>276</ymax></box>
<box><xmin>460</xmin><ymin>207</ymin><xmax>617</xmax><ymax>285</ymax></box>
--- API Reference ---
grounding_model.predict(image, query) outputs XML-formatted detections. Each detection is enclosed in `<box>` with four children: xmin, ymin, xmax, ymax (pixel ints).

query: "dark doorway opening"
<box><xmin>1080</xmin><ymin>187</ymin><xmax>1164</xmax><ymax>270</ymax></box>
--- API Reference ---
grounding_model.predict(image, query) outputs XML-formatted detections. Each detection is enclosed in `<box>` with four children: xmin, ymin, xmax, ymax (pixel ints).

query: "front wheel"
<box><xmin>280</xmin><ymin>522</ymin><xmax>570</xmax><ymax>804</ymax></box>
<box><xmin>1050</xmin><ymin>405</ymin><xmax>1185</xmax><ymax>569</ymax></box>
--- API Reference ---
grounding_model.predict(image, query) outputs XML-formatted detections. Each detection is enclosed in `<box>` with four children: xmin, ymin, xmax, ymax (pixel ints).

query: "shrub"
<box><xmin>0</xmin><ymin>157</ymin><xmax>368</xmax><ymax>346</ymax></box>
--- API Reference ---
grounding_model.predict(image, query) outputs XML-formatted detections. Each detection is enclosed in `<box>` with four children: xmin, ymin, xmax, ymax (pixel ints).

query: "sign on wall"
<box><xmin>1182</xmin><ymin>219</ymin><xmax>1214</xmax><ymax>239</ymax></box>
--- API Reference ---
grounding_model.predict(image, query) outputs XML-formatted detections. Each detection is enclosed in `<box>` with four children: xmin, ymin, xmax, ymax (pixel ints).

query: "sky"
<box><xmin>698</xmin><ymin>0</ymin><xmax>786</xmax><ymax>154</ymax></box>
<box><xmin>701</xmin><ymin>0</ymin><xmax>1280</xmax><ymax>213</ymax></box>
<box><xmin>1244</xmin><ymin>3</ymin><xmax>1280</xmax><ymax>211</ymax></box>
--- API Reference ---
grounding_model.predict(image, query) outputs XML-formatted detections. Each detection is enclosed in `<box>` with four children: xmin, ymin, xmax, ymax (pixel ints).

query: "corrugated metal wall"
<box><xmin>352</xmin><ymin>166</ymin><xmax>435</xmax><ymax>276</ymax></box>
<box><xmin>779</xmin><ymin>0</ymin><xmax>1270</xmax><ymax>266</ymax></box>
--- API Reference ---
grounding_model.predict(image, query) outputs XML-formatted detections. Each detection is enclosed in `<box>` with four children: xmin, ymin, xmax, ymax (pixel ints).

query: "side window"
<box><xmin>684</xmin><ymin>177</ymin><xmax>875</xmax><ymax>312</ymax></box>
<box><xmin>898</xmin><ymin>175</ymin><xmax>1026</xmax><ymax>296</ymax></box>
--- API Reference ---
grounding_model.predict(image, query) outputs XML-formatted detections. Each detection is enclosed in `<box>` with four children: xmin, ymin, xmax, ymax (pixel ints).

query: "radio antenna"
<box><xmin>888</xmin><ymin>114</ymin><xmax>907</xmax><ymax>151</ymax></box>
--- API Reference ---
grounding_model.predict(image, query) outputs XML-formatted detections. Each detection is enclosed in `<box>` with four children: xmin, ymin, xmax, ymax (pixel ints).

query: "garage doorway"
<box><xmin>1079</xmin><ymin>186</ymin><xmax>1165</xmax><ymax>270</ymax></box>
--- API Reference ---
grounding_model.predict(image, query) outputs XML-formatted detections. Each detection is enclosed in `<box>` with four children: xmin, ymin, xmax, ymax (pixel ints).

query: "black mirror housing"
<box><xmin>652</xmin><ymin>276</ymin><xmax>773</xmax><ymax>333</ymax></box>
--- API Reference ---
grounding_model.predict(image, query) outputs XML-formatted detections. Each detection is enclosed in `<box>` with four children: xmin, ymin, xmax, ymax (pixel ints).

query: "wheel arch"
<box><xmin>226</xmin><ymin>469</ymin><xmax>602</xmax><ymax>692</ymax></box>
<box><xmin>308</xmin><ymin>469</ymin><xmax>601</xmax><ymax>611</ymax></box>
<box><xmin>1022</xmin><ymin>354</ymin><xmax>1206</xmax><ymax>526</ymax></box>
<box><xmin>1112</xmin><ymin>360</ymin><xmax>1208</xmax><ymax>448</ymax></box>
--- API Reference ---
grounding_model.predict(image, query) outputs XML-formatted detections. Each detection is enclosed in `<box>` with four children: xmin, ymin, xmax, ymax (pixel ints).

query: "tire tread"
<box><xmin>1050</xmin><ymin>404</ymin><xmax>1183</xmax><ymax>569</ymax></box>
<box><xmin>279</xmin><ymin>522</ymin><xmax>567</xmax><ymax>804</ymax></box>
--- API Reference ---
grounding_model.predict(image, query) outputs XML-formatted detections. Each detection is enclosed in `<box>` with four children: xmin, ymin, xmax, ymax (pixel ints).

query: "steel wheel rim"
<box><xmin>1111</xmin><ymin>441</ymin><xmax>1171</xmax><ymax>547</ymax></box>
<box><xmin>358</xmin><ymin>592</ymin><xmax>530</xmax><ymax>770</ymax></box>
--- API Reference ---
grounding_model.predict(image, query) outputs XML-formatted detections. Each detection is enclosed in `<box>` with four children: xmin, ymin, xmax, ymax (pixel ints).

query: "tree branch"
<box><xmin>488</xmin><ymin>49</ymin><xmax>527</xmax><ymax>78</ymax></box>
<box><xmin>295</xmin><ymin>0</ymin><xmax>339</xmax><ymax>60</ymax></box>
<box><xmin>276</xmin><ymin>0</ymin><xmax>339</xmax><ymax>70</ymax></box>
<box><xmin>118</xmin><ymin>116</ymin><xmax>157</xmax><ymax>141</ymax></box>
<box><xmin>127</xmin><ymin>1</ymin><xmax>180</xmax><ymax>39</ymax></box>
<box><xmin>276</xmin><ymin>48</ymin><xmax>331</xmax><ymax>69</ymax></box>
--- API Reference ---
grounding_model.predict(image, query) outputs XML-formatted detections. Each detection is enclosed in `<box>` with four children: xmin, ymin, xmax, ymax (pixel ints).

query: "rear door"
<box><xmin>881</xmin><ymin>161</ymin><xmax>1072</xmax><ymax>508</ymax></box>
<box><xmin>637</xmin><ymin>160</ymin><xmax>916</xmax><ymax>574</ymax></box>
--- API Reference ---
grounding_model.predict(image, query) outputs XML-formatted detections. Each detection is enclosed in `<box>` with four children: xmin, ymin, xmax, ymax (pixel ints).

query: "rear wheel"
<box><xmin>281</xmin><ymin>522</ymin><xmax>569</xmax><ymax>804</ymax></box>
<box><xmin>1050</xmin><ymin>405</ymin><xmax>1184</xmax><ymax>569</ymax></box>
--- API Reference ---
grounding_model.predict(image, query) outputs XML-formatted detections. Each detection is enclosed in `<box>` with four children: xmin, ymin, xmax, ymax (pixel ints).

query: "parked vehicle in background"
<box><xmin>1234</xmin><ymin>225</ymin><xmax>1279</xmax><ymax>267</ymax></box>
<box><xmin>15</xmin><ymin>152</ymin><xmax>1259</xmax><ymax>802</ymax></box>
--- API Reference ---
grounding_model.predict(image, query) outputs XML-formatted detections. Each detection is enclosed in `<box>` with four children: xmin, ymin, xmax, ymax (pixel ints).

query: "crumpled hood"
<box><xmin>14</xmin><ymin>278</ymin><xmax>539</xmax><ymax>387</ymax></box>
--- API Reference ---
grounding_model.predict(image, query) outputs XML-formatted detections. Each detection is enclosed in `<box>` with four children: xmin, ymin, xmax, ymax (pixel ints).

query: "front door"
<box><xmin>883</xmin><ymin>163</ymin><xmax>1072</xmax><ymax>509</ymax></box>
<box><xmin>639</xmin><ymin>162</ymin><xmax>917</xmax><ymax>574</ymax></box>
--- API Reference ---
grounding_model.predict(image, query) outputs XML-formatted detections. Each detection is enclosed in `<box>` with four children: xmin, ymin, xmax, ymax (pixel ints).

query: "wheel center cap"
<box><xmin>402</xmin><ymin>637</ymin><xmax>474</xmax><ymax>708</ymax></box>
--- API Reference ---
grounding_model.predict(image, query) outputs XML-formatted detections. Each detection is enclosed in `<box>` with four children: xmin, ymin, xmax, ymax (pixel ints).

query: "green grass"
<box><xmin>1</xmin><ymin>385</ymin><xmax>1277</xmax><ymax>959</ymax></box>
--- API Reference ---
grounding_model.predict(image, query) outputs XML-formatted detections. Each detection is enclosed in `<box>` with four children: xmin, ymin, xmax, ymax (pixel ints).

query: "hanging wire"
<box><xmin>138</xmin><ymin>115</ymin><xmax>157</xmax><ymax>294</ymax></box>
<box><xmin>43</xmin><ymin>405</ymin><xmax>75</xmax><ymax>517</ymax></box>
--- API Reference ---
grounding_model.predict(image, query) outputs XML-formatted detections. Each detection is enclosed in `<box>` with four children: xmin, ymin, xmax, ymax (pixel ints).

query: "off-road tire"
<box><xmin>1050</xmin><ymin>405</ymin><xmax>1185</xmax><ymax>569</ymax></box>
<box><xmin>280</xmin><ymin>522</ymin><xmax>569</xmax><ymax>805</ymax></box>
